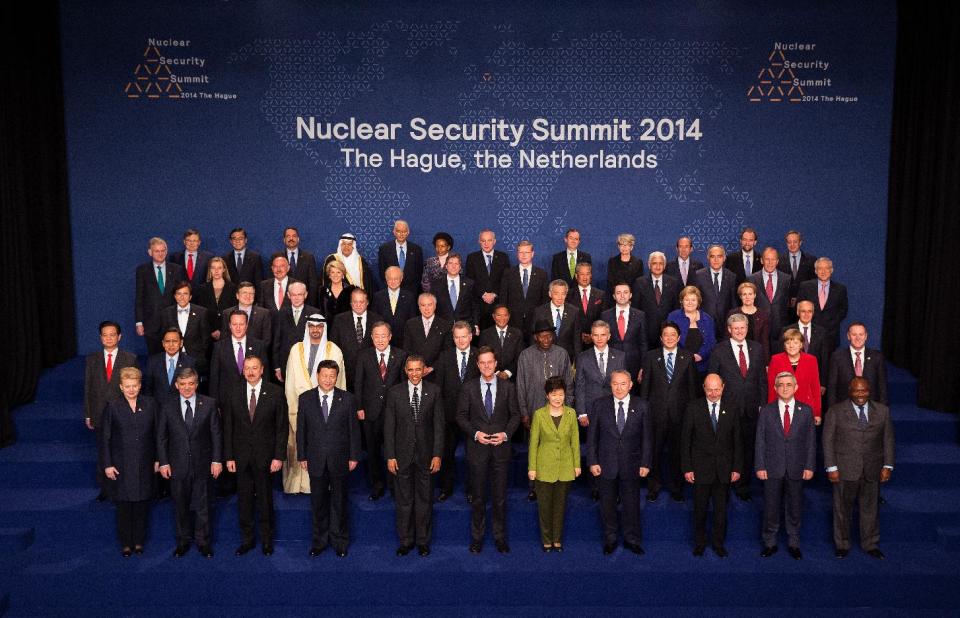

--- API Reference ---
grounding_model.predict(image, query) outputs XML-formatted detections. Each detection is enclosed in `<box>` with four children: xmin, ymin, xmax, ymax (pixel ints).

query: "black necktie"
<box><xmin>321</xmin><ymin>394</ymin><xmax>329</xmax><ymax>421</ymax></box>
<box><xmin>411</xmin><ymin>386</ymin><xmax>420</xmax><ymax>424</ymax></box>
<box><xmin>355</xmin><ymin>316</ymin><xmax>364</xmax><ymax>345</ymax></box>
<box><xmin>184</xmin><ymin>399</ymin><xmax>194</xmax><ymax>427</ymax></box>
<box><xmin>713</xmin><ymin>272</ymin><xmax>720</xmax><ymax>294</ymax></box>
<box><xmin>289</xmin><ymin>251</ymin><xmax>297</xmax><ymax>270</ymax></box>
<box><xmin>616</xmin><ymin>401</ymin><xmax>625</xmax><ymax>434</ymax></box>
<box><xmin>710</xmin><ymin>402</ymin><xmax>718</xmax><ymax>432</ymax></box>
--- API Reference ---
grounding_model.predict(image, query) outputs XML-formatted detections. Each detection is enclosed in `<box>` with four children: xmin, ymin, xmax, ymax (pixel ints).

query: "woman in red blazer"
<box><xmin>767</xmin><ymin>328</ymin><xmax>822</xmax><ymax>422</ymax></box>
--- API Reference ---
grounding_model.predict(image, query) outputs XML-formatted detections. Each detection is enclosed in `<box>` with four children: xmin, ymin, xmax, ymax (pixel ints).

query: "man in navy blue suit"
<box><xmin>143</xmin><ymin>327</ymin><xmax>196</xmax><ymax>408</ymax></box>
<box><xmin>756</xmin><ymin>371</ymin><xmax>816</xmax><ymax>560</ymax></box>
<box><xmin>170</xmin><ymin>228</ymin><xmax>213</xmax><ymax>289</ymax></box>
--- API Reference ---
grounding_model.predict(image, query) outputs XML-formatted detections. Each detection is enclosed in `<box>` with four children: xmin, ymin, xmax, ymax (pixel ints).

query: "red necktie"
<box><xmin>582</xmin><ymin>288</ymin><xmax>589</xmax><ymax>314</ymax></box>
<box><xmin>765</xmin><ymin>274</ymin><xmax>774</xmax><ymax>302</ymax></box>
<box><xmin>276</xmin><ymin>282</ymin><xmax>284</xmax><ymax>309</ymax></box>
<box><xmin>379</xmin><ymin>353</ymin><xmax>387</xmax><ymax>381</ymax></box>
<box><xmin>783</xmin><ymin>403</ymin><xmax>791</xmax><ymax>436</ymax></box>
<box><xmin>854</xmin><ymin>351</ymin><xmax>863</xmax><ymax>377</ymax></box>
<box><xmin>187</xmin><ymin>254</ymin><xmax>195</xmax><ymax>280</ymax></box>
<box><xmin>738</xmin><ymin>344</ymin><xmax>748</xmax><ymax>377</ymax></box>
<box><xmin>105</xmin><ymin>352</ymin><xmax>114</xmax><ymax>382</ymax></box>
<box><xmin>617</xmin><ymin>310</ymin><xmax>626</xmax><ymax>340</ymax></box>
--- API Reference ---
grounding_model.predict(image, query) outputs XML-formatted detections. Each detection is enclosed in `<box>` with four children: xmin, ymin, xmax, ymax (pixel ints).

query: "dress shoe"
<box><xmin>693</xmin><ymin>545</ymin><xmax>706</xmax><ymax>557</ymax></box>
<box><xmin>670</xmin><ymin>491</ymin><xmax>684</xmax><ymax>503</ymax></box>
<box><xmin>835</xmin><ymin>548</ymin><xmax>849</xmax><ymax>559</ymax></box>
<box><xmin>646</xmin><ymin>490</ymin><xmax>659</xmax><ymax>502</ymax></box>
<box><xmin>262</xmin><ymin>545</ymin><xmax>274</xmax><ymax>556</ymax></box>
<box><xmin>437</xmin><ymin>492</ymin><xmax>451</xmax><ymax>502</ymax></box>
<box><xmin>368</xmin><ymin>489</ymin><xmax>384</xmax><ymax>501</ymax></box>
<box><xmin>309</xmin><ymin>545</ymin><xmax>326</xmax><ymax>557</ymax></box>
<box><xmin>542</xmin><ymin>545</ymin><xmax>553</xmax><ymax>553</ymax></box>
<box><xmin>603</xmin><ymin>542</ymin><xmax>618</xmax><ymax>555</ymax></box>
<box><xmin>736</xmin><ymin>492</ymin><xmax>753</xmax><ymax>502</ymax></box>
<box><xmin>235</xmin><ymin>543</ymin><xmax>255</xmax><ymax>556</ymax></box>
<box><xmin>469</xmin><ymin>542</ymin><xmax>482</xmax><ymax>554</ymax></box>
<box><xmin>867</xmin><ymin>548</ymin><xmax>885</xmax><ymax>560</ymax></box>
<box><xmin>465</xmin><ymin>493</ymin><xmax>474</xmax><ymax>504</ymax></box>
<box><xmin>121</xmin><ymin>547</ymin><xmax>133</xmax><ymax>558</ymax></box>
<box><xmin>335</xmin><ymin>548</ymin><xmax>348</xmax><ymax>558</ymax></box>
<box><xmin>396</xmin><ymin>545</ymin><xmax>413</xmax><ymax>557</ymax></box>
<box><xmin>134</xmin><ymin>545</ymin><xmax>144</xmax><ymax>555</ymax></box>
<box><xmin>787</xmin><ymin>546</ymin><xmax>802</xmax><ymax>560</ymax></box>
<box><xmin>199</xmin><ymin>545</ymin><xmax>214</xmax><ymax>558</ymax></box>
<box><xmin>591</xmin><ymin>489</ymin><xmax>600</xmax><ymax>502</ymax></box>
<box><xmin>174</xmin><ymin>545</ymin><xmax>190</xmax><ymax>558</ymax></box>
<box><xmin>551</xmin><ymin>544</ymin><xmax>564</xmax><ymax>553</ymax></box>
<box><xmin>527</xmin><ymin>490</ymin><xmax>537</xmax><ymax>502</ymax></box>
<box><xmin>712</xmin><ymin>546</ymin><xmax>729</xmax><ymax>558</ymax></box>
<box><xmin>496</xmin><ymin>540</ymin><xmax>510</xmax><ymax>554</ymax></box>
<box><xmin>625</xmin><ymin>542</ymin><xmax>645</xmax><ymax>555</ymax></box>
<box><xmin>418</xmin><ymin>545</ymin><xmax>430</xmax><ymax>557</ymax></box>
<box><xmin>760</xmin><ymin>545</ymin><xmax>778</xmax><ymax>558</ymax></box>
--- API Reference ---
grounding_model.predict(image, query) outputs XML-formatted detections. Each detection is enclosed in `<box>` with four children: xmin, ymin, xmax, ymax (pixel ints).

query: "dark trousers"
<box><xmin>693</xmin><ymin>481</ymin><xmax>729</xmax><ymax>548</ymax></box>
<box><xmin>439</xmin><ymin>419</ymin><xmax>463</xmax><ymax>494</ymax></box>
<box><xmin>735</xmin><ymin>416</ymin><xmax>757</xmax><ymax>497</ymax></box>
<box><xmin>309</xmin><ymin>467</ymin><xmax>349</xmax><ymax>551</ymax></box>
<box><xmin>468</xmin><ymin>447</ymin><xmax>510</xmax><ymax>543</ymax></box>
<box><xmin>170</xmin><ymin>473</ymin><xmax>213</xmax><ymax>547</ymax></box>
<box><xmin>116</xmin><ymin>500</ymin><xmax>150</xmax><ymax>548</ymax></box>
<box><xmin>535</xmin><ymin>480</ymin><xmax>570</xmax><ymax>545</ymax></box>
<box><xmin>833</xmin><ymin>478</ymin><xmax>880</xmax><ymax>551</ymax></box>
<box><xmin>394</xmin><ymin>463</ymin><xmax>434</xmax><ymax>546</ymax></box>
<box><xmin>649</xmin><ymin>417</ymin><xmax>682</xmax><ymax>493</ymax></box>
<box><xmin>236</xmin><ymin>459</ymin><xmax>274</xmax><ymax>545</ymax></box>
<box><xmin>598</xmin><ymin>476</ymin><xmax>641</xmax><ymax>545</ymax></box>
<box><xmin>762</xmin><ymin>476</ymin><xmax>804</xmax><ymax>547</ymax></box>
<box><xmin>363</xmin><ymin>414</ymin><xmax>386</xmax><ymax>493</ymax></box>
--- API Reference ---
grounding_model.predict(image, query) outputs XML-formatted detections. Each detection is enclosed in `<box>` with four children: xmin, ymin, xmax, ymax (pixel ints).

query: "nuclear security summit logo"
<box><xmin>747</xmin><ymin>42</ymin><xmax>858</xmax><ymax>104</ymax></box>
<box><xmin>123</xmin><ymin>38</ymin><xmax>237</xmax><ymax>101</ymax></box>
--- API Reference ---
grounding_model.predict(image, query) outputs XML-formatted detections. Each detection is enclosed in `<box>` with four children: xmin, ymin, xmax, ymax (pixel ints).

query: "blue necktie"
<box><xmin>666</xmin><ymin>352</ymin><xmax>674</xmax><ymax>383</ymax></box>
<box><xmin>167</xmin><ymin>358</ymin><xmax>175</xmax><ymax>385</ymax></box>
<box><xmin>616</xmin><ymin>401</ymin><xmax>625</xmax><ymax>434</ymax></box>
<box><xmin>857</xmin><ymin>404</ymin><xmax>867</xmax><ymax>426</ymax></box>
<box><xmin>555</xmin><ymin>308</ymin><xmax>562</xmax><ymax>336</ymax></box>
<box><xmin>289</xmin><ymin>251</ymin><xmax>297</xmax><ymax>270</ymax></box>
<box><xmin>460</xmin><ymin>351</ymin><xmax>467</xmax><ymax>381</ymax></box>
<box><xmin>321</xmin><ymin>394</ymin><xmax>329</xmax><ymax>421</ymax></box>
<box><xmin>484</xmin><ymin>382</ymin><xmax>494</xmax><ymax>418</ymax></box>
<box><xmin>399</xmin><ymin>246</ymin><xmax>406</xmax><ymax>270</ymax></box>
<box><xmin>711</xmin><ymin>402</ymin><xmax>718</xmax><ymax>432</ymax></box>
<box><xmin>450</xmin><ymin>279</ymin><xmax>458</xmax><ymax>309</ymax></box>
<box><xmin>521</xmin><ymin>268</ymin><xmax>529</xmax><ymax>296</ymax></box>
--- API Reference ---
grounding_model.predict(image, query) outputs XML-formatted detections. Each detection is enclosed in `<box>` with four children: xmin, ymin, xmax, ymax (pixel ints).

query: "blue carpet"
<box><xmin>1</xmin><ymin>358</ymin><xmax>959</xmax><ymax>615</ymax></box>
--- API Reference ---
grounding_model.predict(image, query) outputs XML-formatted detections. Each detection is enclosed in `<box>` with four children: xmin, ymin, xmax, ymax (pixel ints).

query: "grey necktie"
<box><xmin>598</xmin><ymin>351</ymin><xmax>605</xmax><ymax>375</ymax></box>
<box><xmin>792</xmin><ymin>254</ymin><xmax>798</xmax><ymax>277</ymax></box>
<box><xmin>713</xmin><ymin>271</ymin><xmax>720</xmax><ymax>294</ymax></box>
<box><xmin>307</xmin><ymin>343</ymin><xmax>319</xmax><ymax>374</ymax></box>
<box><xmin>321</xmin><ymin>394</ymin><xmax>329</xmax><ymax>421</ymax></box>
<box><xmin>857</xmin><ymin>404</ymin><xmax>867</xmax><ymax>426</ymax></box>
<box><xmin>522</xmin><ymin>268</ymin><xmax>529</xmax><ymax>296</ymax></box>
<box><xmin>616</xmin><ymin>401</ymin><xmax>626</xmax><ymax>434</ymax></box>
<box><xmin>711</xmin><ymin>402</ymin><xmax>718</xmax><ymax>432</ymax></box>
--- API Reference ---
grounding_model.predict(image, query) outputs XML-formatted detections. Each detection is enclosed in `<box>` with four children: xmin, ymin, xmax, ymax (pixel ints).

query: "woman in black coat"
<box><xmin>99</xmin><ymin>366</ymin><xmax>159</xmax><ymax>557</ymax></box>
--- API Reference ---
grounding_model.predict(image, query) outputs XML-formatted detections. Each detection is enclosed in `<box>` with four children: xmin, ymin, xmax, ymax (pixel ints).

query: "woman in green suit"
<box><xmin>528</xmin><ymin>376</ymin><xmax>581</xmax><ymax>551</ymax></box>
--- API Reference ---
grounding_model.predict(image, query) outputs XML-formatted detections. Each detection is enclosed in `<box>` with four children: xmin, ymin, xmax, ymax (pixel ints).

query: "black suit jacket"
<box><xmin>693</xmin><ymin>267</ymin><xmax>739</xmax><ymax>338</ymax></box>
<box><xmin>271</xmin><ymin>303</ymin><xmax>320</xmax><ymax>374</ymax></box>
<box><xmin>224</xmin><ymin>250</ymin><xmax>264</xmax><ymax>289</ymax></box>
<box><xmin>631</xmin><ymin>274</ymin><xmax>681</xmax><ymax>348</ymax></box>
<box><xmin>377</xmin><ymin>241</ymin><xmax>425</xmax><ymax>294</ymax></box>
<box><xmin>566</xmin><ymin>286</ymin><xmax>608</xmax><ymax>340</ymax></box>
<box><xmin>778</xmin><ymin>250</ymin><xmax>817</xmax><ymax>299</ymax></box>
<box><xmin>402</xmin><ymin>315</ymin><xmax>452</xmax><ymax>369</ymax></box>
<box><xmin>160</xmin><ymin>303</ymin><xmax>211</xmax><ymax>372</ymax></box>
<box><xmin>222</xmin><ymin>381</ymin><xmax>287</xmax><ymax>467</ymax></box>
<box><xmin>84</xmin><ymin>349</ymin><xmax>139</xmax><ymax>426</ymax></box>
<box><xmin>434</xmin><ymin>347</ymin><xmax>480</xmax><ymax>421</ymax></box>
<box><xmin>221</xmin><ymin>305</ymin><xmax>273</xmax><ymax>347</ymax></box>
<box><xmin>370</xmin><ymin>288</ymin><xmax>418</xmax><ymax>343</ymax></box>
<box><xmin>135</xmin><ymin>261</ymin><xmax>186</xmax><ymax>336</ymax></box>
<box><xmin>170</xmin><ymin>250</ymin><xmax>214</xmax><ymax>288</ymax></box>
<box><xmin>432</xmin><ymin>275</ymin><xmax>479</xmax><ymax>328</ymax></box>
<box><xmin>456</xmin><ymin>377</ymin><xmax>521</xmax><ymax>460</ymax></box>
<box><xmin>478</xmin><ymin>325</ymin><xmax>524</xmax><ymax>379</ymax></box>
<box><xmin>601</xmin><ymin>306</ymin><xmax>647</xmax><ymax>377</ymax></box>
<box><xmin>585</xmin><ymin>395</ymin><xmax>653</xmax><ymax>479</ymax></box>
<box><xmin>532</xmin><ymin>302</ymin><xmax>583</xmax><ymax>362</ymax></box>
<box><xmin>143</xmin><ymin>351</ymin><xmax>196</xmax><ymax>408</ymax></box>
<box><xmin>296</xmin><ymin>387</ymin><xmax>361</xmax><ymax>476</ymax></box>
<box><xmin>353</xmin><ymin>346</ymin><xmax>408</xmax><ymax>422</ymax></box>
<box><xmin>707</xmin><ymin>339</ymin><xmax>768</xmax><ymax>420</ymax></box>
<box><xmin>383</xmin><ymin>380</ymin><xmax>444</xmax><ymax>470</ymax></box>
<box><xmin>157</xmin><ymin>394</ymin><xmax>222</xmax><ymax>478</ymax></box>
<box><xmin>639</xmin><ymin>347</ymin><xmax>699</xmax><ymax>425</ymax></box>
<box><xmin>286</xmin><ymin>249</ymin><xmax>319</xmax><ymax>303</ymax></box>
<box><xmin>209</xmin><ymin>337</ymin><xmax>267</xmax><ymax>405</ymax></box>
<box><xmin>681</xmin><ymin>397</ymin><xmax>743</xmax><ymax>484</ymax></box>
<box><xmin>258</xmin><ymin>277</ymin><xmax>301</xmax><ymax>314</ymax></box>
<box><xmin>329</xmin><ymin>310</ymin><xmax>383</xmax><ymax>388</ymax></box>
<box><xmin>499</xmin><ymin>265</ymin><xmax>549</xmax><ymax>336</ymax></box>
<box><xmin>827</xmin><ymin>347</ymin><xmax>888</xmax><ymax>406</ymax></box>
<box><xmin>749</xmin><ymin>270</ymin><xmax>792</xmax><ymax>344</ymax></box>
<box><xmin>725</xmin><ymin>250</ymin><xmax>763</xmax><ymax>284</ymax></box>
<box><xmin>550</xmin><ymin>250</ymin><xmax>592</xmax><ymax>285</ymax></box>
<box><xmin>665</xmin><ymin>258</ymin><xmax>704</xmax><ymax>287</ymax></box>
<box><xmin>797</xmin><ymin>279</ymin><xmax>849</xmax><ymax>342</ymax></box>
<box><xmin>465</xmin><ymin>250</ymin><xmax>510</xmax><ymax>307</ymax></box>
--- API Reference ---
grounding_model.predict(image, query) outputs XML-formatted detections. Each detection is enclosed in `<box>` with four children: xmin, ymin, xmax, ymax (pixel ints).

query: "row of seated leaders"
<box><xmin>83</xmin><ymin>222</ymin><xmax>893</xmax><ymax>561</ymax></box>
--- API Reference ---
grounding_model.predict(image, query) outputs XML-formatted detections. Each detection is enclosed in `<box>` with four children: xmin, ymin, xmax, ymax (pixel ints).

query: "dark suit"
<box><xmin>465</xmin><ymin>250</ymin><xmax>510</xmax><ymax>330</ymax></box>
<box><xmin>432</xmin><ymin>275</ymin><xmax>479</xmax><ymax>328</ymax></box>
<box><xmin>586</xmin><ymin>395</ymin><xmax>653</xmax><ymax>546</ymax></box>
<box><xmin>157</xmin><ymin>394</ymin><xmax>222</xmax><ymax>548</ymax></box>
<box><xmin>258</xmin><ymin>277</ymin><xmax>300</xmax><ymax>314</ymax></box>
<box><xmin>499</xmin><ymin>265</ymin><xmax>549</xmax><ymax>339</ymax></box>
<box><xmin>755</xmin><ymin>400</ymin><xmax>816</xmax><ymax>548</ymax></box>
<box><xmin>550</xmin><ymin>250</ymin><xmax>592</xmax><ymax>286</ymax></box>
<box><xmin>827</xmin><ymin>347</ymin><xmax>888</xmax><ymax>407</ymax></box>
<box><xmin>271</xmin><ymin>304</ymin><xmax>320</xmax><ymax>376</ymax></box>
<box><xmin>222</xmin><ymin>381</ymin><xmax>287</xmax><ymax>545</ymax></box>
<box><xmin>208</xmin><ymin>337</ymin><xmax>267</xmax><ymax>406</ymax></box>
<box><xmin>665</xmin><ymin>258</ymin><xmax>703</xmax><ymax>287</ymax></box>
<box><xmin>329</xmin><ymin>310</ymin><xmax>383</xmax><ymax>390</ymax></box>
<box><xmin>434</xmin><ymin>347</ymin><xmax>479</xmax><ymax>494</ymax></box>
<box><xmin>135</xmin><ymin>261</ymin><xmax>186</xmax><ymax>353</ymax></box>
<box><xmin>639</xmin><ymin>347</ymin><xmax>698</xmax><ymax>494</ymax></box>
<box><xmin>160</xmin><ymin>304</ymin><xmax>211</xmax><ymax>374</ymax></box>
<box><xmin>602</xmin><ymin>307</ymin><xmax>647</xmax><ymax>387</ymax></box>
<box><xmin>170</xmin><ymin>250</ymin><xmax>214</xmax><ymax>289</ymax></box>
<box><xmin>725</xmin><ymin>250</ymin><xmax>762</xmax><ymax>284</ymax></box>
<box><xmin>296</xmin><ymin>387</ymin><xmax>361</xmax><ymax>552</ymax></box>
<box><xmin>694</xmin><ymin>267</ymin><xmax>739</xmax><ymax>339</ymax></box>
<box><xmin>778</xmin><ymin>250</ymin><xmax>817</xmax><ymax>304</ymax></box>
<box><xmin>221</xmin><ymin>305</ymin><xmax>273</xmax><ymax>350</ymax></box>
<box><xmin>384</xmin><ymin>380</ymin><xmax>444</xmax><ymax>547</ymax></box>
<box><xmin>707</xmin><ymin>338</ymin><xmax>767</xmax><ymax>497</ymax></box>
<box><xmin>285</xmin><ymin>249</ymin><xmax>319</xmax><ymax>303</ymax></box>
<box><xmin>354</xmin><ymin>346</ymin><xmax>408</xmax><ymax>493</ymax></box>
<box><xmin>823</xmin><ymin>399</ymin><xmax>895</xmax><ymax>551</ymax></box>
<box><xmin>456</xmin><ymin>377</ymin><xmax>521</xmax><ymax>544</ymax></box>
<box><xmin>533</xmin><ymin>302</ymin><xmax>582</xmax><ymax>362</ymax></box>
<box><xmin>750</xmin><ymin>269</ymin><xmax>792</xmax><ymax>353</ymax></box>
<box><xmin>567</xmin><ymin>285</ymin><xmax>608</xmax><ymax>347</ymax></box>
<box><xmin>797</xmin><ymin>279</ymin><xmax>849</xmax><ymax>348</ymax></box>
<box><xmin>143</xmin><ymin>352</ymin><xmax>196</xmax><ymax>408</ymax></box>
<box><xmin>681</xmin><ymin>397</ymin><xmax>742</xmax><ymax>548</ymax></box>
<box><xmin>224</xmin><ymin>250</ymin><xmax>264</xmax><ymax>290</ymax></box>
<box><xmin>371</xmin><ymin>288</ymin><xmax>418</xmax><ymax>343</ymax></box>
<box><xmin>632</xmin><ymin>274</ymin><xmax>681</xmax><ymax>349</ymax></box>
<box><xmin>194</xmin><ymin>280</ymin><xmax>237</xmax><ymax>338</ymax></box>
<box><xmin>477</xmin><ymin>324</ymin><xmax>523</xmax><ymax>379</ymax></box>
<box><xmin>377</xmin><ymin>241</ymin><xmax>424</xmax><ymax>294</ymax></box>
<box><xmin>401</xmin><ymin>315</ymin><xmax>452</xmax><ymax>371</ymax></box>
<box><xmin>84</xmin><ymin>348</ymin><xmax>138</xmax><ymax>491</ymax></box>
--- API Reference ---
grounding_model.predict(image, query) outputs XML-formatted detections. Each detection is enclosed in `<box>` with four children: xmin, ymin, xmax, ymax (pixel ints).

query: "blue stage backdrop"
<box><xmin>60</xmin><ymin>1</ymin><xmax>896</xmax><ymax>353</ymax></box>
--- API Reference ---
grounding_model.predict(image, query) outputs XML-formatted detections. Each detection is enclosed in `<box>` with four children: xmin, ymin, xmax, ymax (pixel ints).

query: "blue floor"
<box><xmin>1</xmin><ymin>359</ymin><xmax>959</xmax><ymax>616</ymax></box>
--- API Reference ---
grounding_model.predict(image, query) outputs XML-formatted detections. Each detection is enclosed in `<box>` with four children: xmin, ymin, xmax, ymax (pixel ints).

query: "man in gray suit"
<box><xmin>823</xmin><ymin>377</ymin><xmax>895</xmax><ymax>560</ymax></box>
<box><xmin>756</xmin><ymin>371</ymin><xmax>816</xmax><ymax>560</ymax></box>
